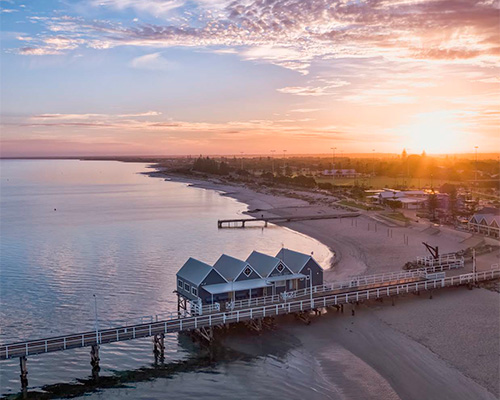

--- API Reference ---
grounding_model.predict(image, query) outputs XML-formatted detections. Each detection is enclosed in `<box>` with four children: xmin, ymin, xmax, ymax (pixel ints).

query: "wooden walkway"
<box><xmin>217</xmin><ymin>212</ymin><xmax>360</xmax><ymax>228</ymax></box>
<box><xmin>2</xmin><ymin>268</ymin><xmax>498</xmax><ymax>360</ymax></box>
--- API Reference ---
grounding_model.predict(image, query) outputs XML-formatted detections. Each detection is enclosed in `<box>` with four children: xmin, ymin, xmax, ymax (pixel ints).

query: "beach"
<box><xmin>159</xmin><ymin>172</ymin><xmax>500</xmax><ymax>399</ymax></box>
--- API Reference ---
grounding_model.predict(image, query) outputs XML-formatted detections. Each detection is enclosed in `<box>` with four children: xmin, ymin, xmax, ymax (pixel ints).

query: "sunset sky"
<box><xmin>1</xmin><ymin>0</ymin><xmax>499</xmax><ymax>156</ymax></box>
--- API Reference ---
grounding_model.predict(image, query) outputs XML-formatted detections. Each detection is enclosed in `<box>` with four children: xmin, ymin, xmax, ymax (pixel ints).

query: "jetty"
<box><xmin>2</xmin><ymin>255</ymin><xmax>498</xmax><ymax>393</ymax></box>
<box><xmin>217</xmin><ymin>212</ymin><xmax>360</xmax><ymax>228</ymax></box>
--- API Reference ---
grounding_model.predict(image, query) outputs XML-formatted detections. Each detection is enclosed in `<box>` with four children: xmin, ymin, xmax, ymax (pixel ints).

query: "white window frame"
<box><xmin>243</xmin><ymin>267</ymin><xmax>252</xmax><ymax>277</ymax></box>
<box><xmin>178</xmin><ymin>279</ymin><xmax>183</xmax><ymax>288</ymax></box>
<box><xmin>192</xmin><ymin>287</ymin><xmax>198</xmax><ymax>296</ymax></box>
<box><xmin>184</xmin><ymin>282</ymin><xmax>190</xmax><ymax>292</ymax></box>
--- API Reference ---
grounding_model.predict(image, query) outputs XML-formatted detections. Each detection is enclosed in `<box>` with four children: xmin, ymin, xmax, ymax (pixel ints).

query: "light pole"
<box><xmin>309</xmin><ymin>269</ymin><xmax>313</xmax><ymax>308</ymax></box>
<box><xmin>406</xmin><ymin>148</ymin><xmax>411</xmax><ymax>187</ymax></box>
<box><xmin>283</xmin><ymin>150</ymin><xmax>287</xmax><ymax>174</ymax></box>
<box><xmin>372</xmin><ymin>149</ymin><xmax>375</xmax><ymax>176</ymax></box>
<box><xmin>472</xmin><ymin>248</ymin><xmax>477</xmax><ymax>283</ymax></box>
<box><xmin>93</xmin><ymin>294</ymin><xmax>99</xmax><ymax>344</ymax></box>
<box><xmin>331</xmin><ymin>147</ymin><xmax>337</xmax><ymax>180</ymax></box>
<box><xmin>270</xmin><ymin>150</ymin><xmax>276</xmax><ymax>174</ymax></box>
<box><xmin>474</xmin><ymin>146</ymin><xmax>478</xmax><ymax>188</ymax></box>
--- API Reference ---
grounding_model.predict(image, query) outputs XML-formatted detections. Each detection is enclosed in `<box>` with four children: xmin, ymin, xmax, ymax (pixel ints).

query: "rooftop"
<box><xmin>275</xmin><ymin>248</ymin><xmax>312</xmax><ymax>273</ymax></box>
<box><xmin>213</xmin><ymin>254</ymin><xmax>260</xmax><ymax>281</ymax></box>
<box><xmin>246</xmin><ymin>251</ymin><xmax>281</xmax><ymax>277</ymax></box>
<box><xmin>177</xmin><ymin>257</ymin><xmax>221</xmax><ymax>285</ymax></box>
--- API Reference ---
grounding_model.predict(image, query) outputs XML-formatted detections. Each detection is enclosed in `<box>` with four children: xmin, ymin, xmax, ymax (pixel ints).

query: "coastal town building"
<box><xmin>367</xmin><ymin>189</ymin><xmax>450</xmax><ymax>211</ymax></box>
<box><xmin>176</xmin><ymin>249</ymin><xmax>324</xmax><ymax>310</ymax></box>
<box><xmin>468</xmin><ymin>208</ymin><xmax>500</xmax><ymax>238</ymax></box>
<box><xmin>322</xmin><ymin>169</ymin><xmax>360</xmax><ymax>178</ymax></box>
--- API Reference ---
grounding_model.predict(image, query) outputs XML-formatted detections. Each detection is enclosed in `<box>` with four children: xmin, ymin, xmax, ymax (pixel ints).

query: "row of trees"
<box><xmin>192</xmin><ymin>157</ymin><xmax>231</xmax><ymax>175</ymax></box>
<box><xmin>193</xmin><ymin>154</ymin><xmax>498</xmax><ymax>184</ymax></box>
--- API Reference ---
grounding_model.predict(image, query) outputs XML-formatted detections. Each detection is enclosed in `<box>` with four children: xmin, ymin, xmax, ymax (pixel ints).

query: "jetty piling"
<box><xmin>2</xmin><ymin>265</ymin><xmax>499</xmax><ymax>392</ymax></box>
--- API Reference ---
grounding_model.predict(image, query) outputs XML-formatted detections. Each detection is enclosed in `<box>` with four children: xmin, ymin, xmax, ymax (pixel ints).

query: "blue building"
<box><xmin>176</xmin><ymin>249</ymin><xmax>324</xmax><ymax>310</ymax></box>
<box><xmin>275</xmin><ymin>248</ymin><xmax>324</xmax><ymax>288</ymax></box>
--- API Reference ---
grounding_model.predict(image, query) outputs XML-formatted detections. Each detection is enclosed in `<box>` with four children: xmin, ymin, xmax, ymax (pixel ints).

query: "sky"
<box><xmin>0</xmin><ymin>0</ymin><xmax>499</xmax><ymax>157</ymax></box>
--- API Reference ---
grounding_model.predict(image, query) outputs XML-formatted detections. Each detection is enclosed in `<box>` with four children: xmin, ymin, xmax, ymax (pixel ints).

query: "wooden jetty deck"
<box><xmin>217</xmin><ymin>212</ymin><xmax>360</xmax><ymax>228</ymax></box>
<box><xmin>2</xmin><ymin>264</ymin><xmax>498</xmax><ymax>393</ymax></box>
<box><xmin>1</xmin><ymin>267</ymin><xmax>497</xmax><ymax>361</ymax></box>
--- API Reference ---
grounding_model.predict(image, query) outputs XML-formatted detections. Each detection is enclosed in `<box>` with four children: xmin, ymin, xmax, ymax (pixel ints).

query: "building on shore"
<box><xmin>468</xmin><ymin>208</ymin><xmax>500</xmax><ymax>238</ymax></box>
<box><xmin>322</xmin><ymin>169</ymin><xmax>360</xmax><ymax>178</ymax></box>
<box><xmin>176</xmin><ymin>249</ymin><xmax>324</xmax><ymax>311</ymax></box>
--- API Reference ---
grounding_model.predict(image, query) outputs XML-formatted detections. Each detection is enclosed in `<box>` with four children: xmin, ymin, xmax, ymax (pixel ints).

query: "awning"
<box><xmin>202</xmin><ymin>274</ymin><xmax>307</xmax><ymax>295</ymax></box>
<box><xmin>202</xmin><ymin>279</ymin><xmax>271</xmax><ymax>295</ymax></box>
<box><xmin>266</xmin><ymin>273</ymin><xmax>306</xmax><ymax>282</ymax></box>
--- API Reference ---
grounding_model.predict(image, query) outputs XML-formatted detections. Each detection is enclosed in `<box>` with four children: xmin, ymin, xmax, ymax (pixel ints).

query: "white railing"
<box><xmin>416</xmin><ymin>254</ymin><xmax>464</xmax><ymax>267</ymax></box>
<box><xmin>2</xmin><ymin>269</ymin><xmax>498</xmax><ymax>360</ymax></box>
<box><xmin>228</xmin><ymin>262</ymin><xmax>464</xmax><ymax>310</ymax></box>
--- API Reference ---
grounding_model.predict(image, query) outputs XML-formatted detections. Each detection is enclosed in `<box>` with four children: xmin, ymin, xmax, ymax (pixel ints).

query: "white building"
<box><xmin>322</xmin><ymin>169</ymin><xmax>360</xmax><ymax>178</ymax></box>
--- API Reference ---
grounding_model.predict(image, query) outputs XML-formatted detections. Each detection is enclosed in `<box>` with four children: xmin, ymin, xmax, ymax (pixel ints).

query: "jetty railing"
<box><xmin>416</xmin><ymin>254</ymin><xmax>464</xmax><ymax>267</ymax></box>
<box><xmin>3</xmin><ymin>268</ymin><xmax>497</xmax><ymax>361</ymax></box>
<box><xmin>228</xmin><ymin>261</ymin><xmax>464</xmax><ymax>310</ymax></box>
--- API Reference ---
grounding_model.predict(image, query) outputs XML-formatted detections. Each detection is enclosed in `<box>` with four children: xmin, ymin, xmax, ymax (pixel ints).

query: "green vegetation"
<box><xmin>338</xmin><ymin>200</ymin><xmax>378</xmax><ymax>211</ymax></box>
<box><xmin>384</xmin><ymin>212</ymin><xmax>410</xmax><ymax>223</ymax></box>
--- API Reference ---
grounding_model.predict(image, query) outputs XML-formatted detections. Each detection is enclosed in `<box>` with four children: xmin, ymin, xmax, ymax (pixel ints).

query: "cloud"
<box><xmin>277</xmin><ymin>86</ymin><xmax>331</xmax><ymax>96</ymax></box>
<box><xmin>130</xmin><ymin>52</ymin><xmax>171</xmax><ymax>70</ymax></box>
<box><xmin>16</xmin><ymin>0</ymin><xmax>499</xmax><ymax>74</ymax></box>
<box><xmin>289</xmin><ymin>108</ymin><xmax>323</xmax><ymax>113</ymax></box>
<box><xmin>32</xmin><ymin>111</ymin><xmax>162</xmax><ymax>120</ymax></box>
<box><xmin>90</xmin><ymin>0</ymin><xmax>185</xmax><ymax>16</ymax></box>
<box><xmin>278</xmin><ymin>79</ymin><xmax>350</xmax><ymax>96</ymax></box>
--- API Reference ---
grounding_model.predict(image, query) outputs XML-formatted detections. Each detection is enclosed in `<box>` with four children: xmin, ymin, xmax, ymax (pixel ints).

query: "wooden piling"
<box><xmin>19</xmin><ymin>356</ymin><xmax>28</xmax><ymax>391</ymax></box>
<box><xmin>90</xmin><ymin>345</ymin><xmax>100</xmax><ymax>379</ymax></box>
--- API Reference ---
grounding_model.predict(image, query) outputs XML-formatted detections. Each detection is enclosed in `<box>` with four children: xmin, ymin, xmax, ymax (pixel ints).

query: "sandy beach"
<box><xmin>160</xmin><ymin>172</ymin><xmax>500</xmax><ymax>399</ymax></box>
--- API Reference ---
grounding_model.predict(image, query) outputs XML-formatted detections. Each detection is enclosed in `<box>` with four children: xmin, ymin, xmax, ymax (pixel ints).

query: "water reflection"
<box><xmin>0</xmin><ymin>160</ymin><xmax>332</xmax><ymax>397</ymax></box>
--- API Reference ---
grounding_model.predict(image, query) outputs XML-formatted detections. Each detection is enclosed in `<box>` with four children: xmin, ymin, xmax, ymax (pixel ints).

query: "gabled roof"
<box><xmin>470</xmin><ymin>213</ymin><xmax>500</xmax><ymax>227</ymax></box>
<box><xmin>246</xmin><ymin>251</ymin><xmax>281</xmax><ymax>277</ymax></box>
<box><xmin>275</xmin><ymin>248</ymin><xmax>312</xmax><ymax>273</ymax></box>
<box><xmin>177</xmin><ymin>258</ymin><xmax>225</xmax><ymax>285</ymax></box>
<box><xmin>213</xmin><ymin>254</ymin><xmax>258</xmax><ymax>282</ymax></box>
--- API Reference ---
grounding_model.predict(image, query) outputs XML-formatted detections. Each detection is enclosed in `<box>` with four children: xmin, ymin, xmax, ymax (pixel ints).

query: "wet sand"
<box><xmin>161</xmin><ymin>173</ymin><xmax>500</xmax><ymax>399</ymax></box>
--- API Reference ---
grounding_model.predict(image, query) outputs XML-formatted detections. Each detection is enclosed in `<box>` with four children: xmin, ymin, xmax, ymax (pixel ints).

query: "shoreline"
<box><xmin>149</xmin><ymin>167</ymin><xmax>500</xmax><ymax>399</ymax></box>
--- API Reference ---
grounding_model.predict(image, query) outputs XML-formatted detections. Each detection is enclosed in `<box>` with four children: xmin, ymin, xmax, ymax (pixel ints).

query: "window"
<box><xmin>243</xmin><ymin>267</ymin><xmax>252</xmax><ymax>277</ymax></box>
<box><xmin>192</xmin><ymin>287</ymin><xmax>198</xmax><ymax>297</ymax></box>
<box><xmin>277</xmin><ymin>264</ymin><xmax>284</xmax><ymax>272</ymax></box>
<box><xmin>184</xmin><ymin>282</ymin><xmax>190</xmax><ymax>292</ymax></box>
<box><xmin>178</xmin><ymin>279</ymin><xmax>183</xmax><ymax>288</ymax></box>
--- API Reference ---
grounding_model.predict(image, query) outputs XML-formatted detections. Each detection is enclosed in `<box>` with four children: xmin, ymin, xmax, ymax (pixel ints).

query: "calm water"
<box><xmin>0</xmin><ymin>160</ymin><xmax>335</xmax><ymax>398</ymax></box>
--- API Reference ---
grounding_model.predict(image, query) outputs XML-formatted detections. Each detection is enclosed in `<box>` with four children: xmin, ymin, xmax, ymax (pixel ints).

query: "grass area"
<box><xmin>315</xmin><ymin>175</ymin><xmax>461</xmax><ymax>189</ymax></box>
<box><xmin>338</xmin><ymin>200</ymin><xmax>382</xmax><ymax>211</ymax></box>
<box><xmin>383</xmin><ymin>212</ymin><xmax>410</xmax><ymax>222</ymax></box>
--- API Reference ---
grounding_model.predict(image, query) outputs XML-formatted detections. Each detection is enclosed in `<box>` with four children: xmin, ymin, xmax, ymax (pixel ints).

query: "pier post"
<box><xmin>19</xmin><ymin>356</ymin><xmax>28</xmax><ymax>392</ymax></box>
<box><xmin>153</xmin><ymin>333</ymin><xmax>165</xmax><ymax>363</ymax></box>
<box><xmin>90</xmin><ymin>345</ymin><xmax>100</xmax><ymax>379</ymax></box>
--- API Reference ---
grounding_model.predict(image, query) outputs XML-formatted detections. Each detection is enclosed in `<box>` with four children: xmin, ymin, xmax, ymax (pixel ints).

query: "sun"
<box><xmin>399</xmin><ymin>110</ymin><xmax>470</xmax><ymax>154</ymax></box>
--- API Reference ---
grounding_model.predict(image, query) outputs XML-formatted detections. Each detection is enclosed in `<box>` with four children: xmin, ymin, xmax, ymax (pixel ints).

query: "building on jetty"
<box><xmin>176</xmin><ymin>249</ymin><xmax>324</xmax><ymax>312</ymax></box>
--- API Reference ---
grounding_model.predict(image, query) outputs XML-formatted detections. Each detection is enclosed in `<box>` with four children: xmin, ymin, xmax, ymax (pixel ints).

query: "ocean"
<box><xmin>0</xmin><ymin>160</ymin><xmax>336</xmax><ymax>399</ymax></box>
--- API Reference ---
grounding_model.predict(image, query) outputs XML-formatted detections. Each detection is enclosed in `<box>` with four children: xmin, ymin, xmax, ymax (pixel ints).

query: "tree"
<box><xmin>448</xmin><ymin>187</ymin><xmax>457</xmax><ymax>218</ymax></box>
<box><xmin>386</xmin><ymin>199</ymin><xmax>402</xmax><ymax>211</ymax></box>
<box><xmin>428</xmin><ymin>192</ymin><xmax>438</xmax><ymax>221</ymax></box>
